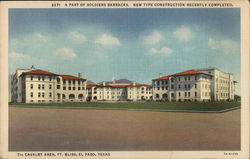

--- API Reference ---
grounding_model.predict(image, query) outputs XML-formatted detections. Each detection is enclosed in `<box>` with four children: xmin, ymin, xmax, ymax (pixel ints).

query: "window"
<box><xmin>38</xmin><ymin>76</ymin><xmax>41</xmax><ymax>81</ymax></box>
<box><xmin>195</xmin><ymin>76</ymin><xmax>197</xmax><ymax>80</ymax></box>
<box><xmin>38</xmin><ymin>92</ymin><xmax>41</xmax><ymax>97</ymax></box>
<box><xmin>30</xmin><ymin>92</ymin><xmax>33</xmax><ymax>97</ymax></box>
<box><xmin>178</xmin><ymin>92</ymin><xmax>181</xmax><ymax>97</ymax></box>
<box><xmin>68</xmin><ymin>87</ymin><xmax>71</xmax><ymax>90</ymax></box>
<box><xmin>178</xmin><ymin>84</ymin><xmax>181</xmax><ymax>89</ymax></box>
<box><xmin>42</xmin><ymin>76</ymin><xmax>45</xmax><ymax>81</ymax></box>
<box><xmin>73</xmin><ymin>87</ymin><xmax>75</xmax><ymax>90</ymax></box>
<box><xmin>162</xmin><ymin>87</ymin><xmax>164</xmax><ymax>90</ymax></box>
<box><xmin>82</xmin><ymin>87</ymin><xmax>85</xmax><ymax>90</ymax></box>
<box><xmin>49</xmin><ymin>77</ymin><xmax>52</xmax><ymax>81</ymax></box>
<box><xmin>68</xmin><ymin>80</ymin><xmax>71</xmax><ymax>84</ymax></box>
<box><xmin>188</xmin><ymin>84</ymin><xmax>190</xmax><ymax>89</ymax></box>
<box><xmin>178</xmin><ymin>77</ymin><xmax>180</xmax><ymax>81</ymax></box>
<box><xmin>188</xmin><ymin>92</ymin><xmax>190</xmax><ymax>97</ymax></box>
<box><xmin>171</xmin><ymin>85</ymin><xmax>174</xmax><ymax>89</ymax></box>
<box><xmin>185</xmin><ymin>92</ymin><xmax>187</xmax><ymax>97</ymax></box>
<box><xmin>49</xmin><ymin>92</ymin><xmax>52</xmax><ymax>97</ymax></box>
<box><xmin>42</xmin><ymin>84</ymin><xmax>45</xmax><ymax>89</ymax></box>
<box><xmin>63</xmin><ymin>86</ymin><xmax>66</xmax><ymax>90</ymax></box>
<box><xmin>73</xmin><ymin>80</ymin><xmax>75</xmax><ymax>84</ymax></box>
<box><xmin>42</xmin><ymin>92</ymin><xmax>45</xmax><ymax>98</ymax></box>
<box><xmin>49</xmin><ymin>84</ymin><xmax>52</xmax><ymax>89</ymax></box>
<box><xmin>57</xmin><ymin>85</ymin><xmax>60</xmax><ymax>89</ymax></box>
<box><xmin>63</xmin><ymin>80</ymin><xmax>66</xmax><ymax>84</ymax></box>
<box><xmin>78</xmin><ymin>81</ymin><xmax>80</xmax><ymax>84</ymax></box>
<box><xmin>31</xmin><ymin>76</ymin><xmax>33</xmax><ymax>80</ymax></box>
<box><xmin>57</xmin><ymin>78</ymin><xmax>60</xmax><ymax>83</ymax></box>
<box><xmin>157</xmin><ymin>81</ymin><xmax>160</xmax><ymax>85</ymax></box>
<box><xmin>188</xmin><ymin>76</ymin><xmax>190</xmax><ymax>80</ymax></box>
<box><xmin>185</xmin><ymin>84</ymin><xmax>187</xmax><ymax>89</ymax></box>
<box><xmin>185</xmin><ymin>77</ymin><xmax>187</xmax><ymax>81</ymax></box>
<box><xmin>171</xmin><ymin>78</ymin><xmax>174</xmax><ymax>82</ymax></box>
<box><xmin>195</xmin><ymin>84</ymin><xmax>197</xmax><ymax>88</ymax></box>
<box><xmin>30</xmin><ymin>84</ymin><xmax>33</xmax><ymax>89</ymax></box>
<box><xmin>78</xmin><ymin>87</ymin><xmax>80</xmax><ymax>90</ymax></box>
<box><xmin>38</xmin><ymin>84</ymin><xmax>41</xmax><ymax>89</ymax></box>
<box><xmin>195</xmin><ymin>92</ymin><xmax>197</xmax><ymax>96</ymax></box>
<box><xmin>161</xmin><ymin>81</ymin><xmax>164</xmax><ymax>85</ymax></box>
<box><xmin>157</xmin><ymin>87</ymin><xmax>160</xmax><ymax>90</ymax></box>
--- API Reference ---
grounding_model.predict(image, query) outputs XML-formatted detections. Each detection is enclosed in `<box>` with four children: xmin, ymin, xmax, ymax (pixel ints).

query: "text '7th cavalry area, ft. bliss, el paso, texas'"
<box><xmin>8</xmin><ymin>8</ymin><xmax>241</xmax><ymax>151</ymax></box>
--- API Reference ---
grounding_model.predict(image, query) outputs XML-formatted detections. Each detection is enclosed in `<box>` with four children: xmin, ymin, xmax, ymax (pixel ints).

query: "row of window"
<box><xmin>155</xmin><ymin>76</ymin><xmax>200</xmax><ymax>86</ymax></box>
<box><xmin>57</xmin><ymin>85</ymin><xmax>85</xmax><ymax>91</ymax></box>
<box><xmin>31</xmin><ymin>84</ymin><xmax>51</xmax><ymax>90</ymax></box>
<box><xmin>30</xmin><ymin>92</ymin><xmax>52</xmax><ymax>98</ymax></box>
<box><xmin>30</xmin><ymin>76</ymin><xmax>54</xmax><ymax>81</ymax></box>
<box><xmin>58</xmin><ymin>79</ymin><xmax>84</xmax><ymax>85</ymax></box>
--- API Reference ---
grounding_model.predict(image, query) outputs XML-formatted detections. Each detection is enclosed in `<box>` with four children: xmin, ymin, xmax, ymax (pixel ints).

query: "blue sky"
<box><xmin>9</xmin><ymin>8</ymin><xmax>241</xmax><ymax>94</ymax></box>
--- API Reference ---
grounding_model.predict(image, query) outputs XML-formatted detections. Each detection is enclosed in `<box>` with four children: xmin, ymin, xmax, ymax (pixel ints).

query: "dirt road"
<box><xmin>9</xmin><ymin>107</ymin><xmax>240</xmax><ymax>151</ymax></box>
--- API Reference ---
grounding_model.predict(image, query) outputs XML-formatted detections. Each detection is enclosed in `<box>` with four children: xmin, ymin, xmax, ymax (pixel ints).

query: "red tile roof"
<box><xmin>22</xmin><ymin>69</ymin><xmax>57</xmax><ymax>76</ymax></box>
<box><xmin>129</xmin><ymin>84</ymin><xmax>152</xmax><ymax>88</ymax></box>
<box><xmin>171</xmin><ymin>70</ymin><xmax>203</xmax><ymax>76</ymax></box>
<box><xmin>60</xmin><ymin>75</ymin><xmax>85</xmax><ymax>80</ymax></box>
<box><xmin>153</xmin><ymin>76</ymin><xmax>171</xmax><ymax>81</ymax></box>
<box><xmin>86</xmin><ymin>84</ymin><xmax>98</xmax><ymax>88</ymax></box>
<box><xmin>152</xmin><ymin>70</ymin><xmax>213</xmax><ymax>81</ymax></box>
<box><xmin>87</xmin><ymin>83</ymin><xmax>152</xmax><ymax>88</ymax></box>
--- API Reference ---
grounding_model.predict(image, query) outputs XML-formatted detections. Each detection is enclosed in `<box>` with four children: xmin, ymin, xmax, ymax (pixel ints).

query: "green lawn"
<box><xmin>9</xmin><ymin>101</ymin><xmax>240</xmax><ymax>112</ymax></box>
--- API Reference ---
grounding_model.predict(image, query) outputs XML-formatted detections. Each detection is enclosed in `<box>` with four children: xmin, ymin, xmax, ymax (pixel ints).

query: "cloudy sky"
<box><xmin>9</xmin><ymin>8</ymin><xmax>240</xmax><ymax>94</ymax></box>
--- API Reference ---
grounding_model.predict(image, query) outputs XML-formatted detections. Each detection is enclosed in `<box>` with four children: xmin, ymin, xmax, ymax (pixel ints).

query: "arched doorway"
<box><xmin>69</xmin><ymin>94</ymin><xmax>75</xmax><ymax>99</ymax></box>
<box><xmin>163</xmin><ymin>93</ymin><xmax>168</xmax><ymax>101</ymax></box>
<box><xmin>78</xmin><ymin>94</ymin><xmax>84</xmax><ymax>99</ymax></box>
<box><xmin>155</xmin><ymin>94</ymin><xmax>160</xmax><ymax>99</ymax></box>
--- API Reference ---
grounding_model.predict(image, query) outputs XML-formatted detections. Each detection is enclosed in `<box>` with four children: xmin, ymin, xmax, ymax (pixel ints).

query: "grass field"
<box><xmin>9</xmin><ymin>101</ymin><xmax>240</xmax><ymax>112</ymax></box>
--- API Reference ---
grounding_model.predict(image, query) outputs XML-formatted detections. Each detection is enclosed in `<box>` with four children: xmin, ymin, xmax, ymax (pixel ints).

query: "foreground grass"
<box><xmin>9</xmin><ymin>101</ymin><xmax>240</xmax><ymax>111</ymax></box>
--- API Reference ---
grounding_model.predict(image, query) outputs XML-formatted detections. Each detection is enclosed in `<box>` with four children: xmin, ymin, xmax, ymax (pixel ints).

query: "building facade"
<box><xmin>152</xmin><ymin>68</ymin><xmax>236</xmax><ymax>101</ymax></box>
<box><xmin>11</xmin><ymin>68</ymin><xmax>153</xmax><ymax>103</ymax></box>
<box><xmin>11</xmin><ymin>68</ymin><xmax>87</xmax><ymax>103</ymax></box>
<box><xmin>86</xmin><ymin>79</ymin><xmax>153</xmax><ymax>101</ymax></box>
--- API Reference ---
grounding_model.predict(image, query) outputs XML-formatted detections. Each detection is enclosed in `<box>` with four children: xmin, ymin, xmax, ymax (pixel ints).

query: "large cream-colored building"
<box><xmin>86</xmin><ymin>79</ymin><xmax>153</xmax><ymax>101</ymax></box>
<box><xmin>152</xmin><ymin>68</ymin><xmax>236</xmax><ymax>101</ymax></box>
<box><xmin>11</xmin><ymin>68</ymin><xmax>87</xmax><ymax>103</ymax></box>
<box><xmin>11</xmin><ymin>68</ymin><xmax>153</xmax><ymax>103</ymax></box>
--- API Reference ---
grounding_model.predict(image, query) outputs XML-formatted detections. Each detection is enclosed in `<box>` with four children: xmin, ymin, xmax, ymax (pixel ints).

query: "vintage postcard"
<box><xmin>0</xmin><ymin>0</ymin><xmax>249</xmax><ymax>159</ymax></box>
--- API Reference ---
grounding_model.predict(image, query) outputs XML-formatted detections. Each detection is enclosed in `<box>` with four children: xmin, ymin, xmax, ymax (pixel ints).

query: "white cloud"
<box><xmin>149</xmin><ymin>47</ymin><xmax>173</xmax><ymax>56</ymax></box>
<box><xmin>31</xmin><ymin>33</ymin><xmax>48</xmax><ymax>42</ymax></box>
<box><xmin>208</xmin><ymin>38</ymin><xmax>239</xmax><ymax>54</ymax></box>
<box><xmin>140</xmin><ymin>30</ymin><xmax>163</xmax><ymax>45</ymax></box>
<box><xmin>54</xmin><ymin>48</ymin><xmax>76</xmax><ymax>60</ymax></box>
<box><xmin>69</xmin><ymin>32</ymin><xmax>87</xmax><ymax>42</ymax></box>
<box><xmin>95</xmin><ymin>34</ymin><xmax>121</xmax><ymax>47</ymax></box>
<box><xmin>9</xmin><ymin>51</ymin><xmax>30</xmax><ymax>59</ymax></box>
<box><xmin>173</xmin><ymin>25</ymin><xmax>193</xmax><ymax>41</ymax></box>
<box><xmin>9</xmin><ymin>51</ymin><xmax>46</xmax><ymax>72</ymax></box>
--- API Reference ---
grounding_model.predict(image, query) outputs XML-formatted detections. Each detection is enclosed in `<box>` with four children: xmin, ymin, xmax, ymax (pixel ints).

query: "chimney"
<box><xmin>112</xmin><ymin>77</ymin><xmax>115</xmax><ymax>84</ymax></box>
<box><xmin>78</xmin><ymin>73</ymin><xmax>82</xmax><ymax>78</ymax></box>
<box><xmin>103</xmin><ymin>82</ymin><xmax>106</xmax><ymax>86</ymax></box>
<box><xmin>31</xmin><ymin>65</ymin><xmax>35</xmax><ymax>70</ymax></box>
<box><xmin>159</xmin><ymin>73</ymin><xmax>163</xmax><ymax>78</ymax></box>
<box><xmin>133</xmin><ymin>81</ymin><xmax>136</xmax><ymax>86</ymax></box>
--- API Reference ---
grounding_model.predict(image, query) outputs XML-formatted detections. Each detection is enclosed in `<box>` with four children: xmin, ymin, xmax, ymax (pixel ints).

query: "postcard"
<box><xmin>0</xmin><ymin>0</ymin><xmax>249</xmax><ymax>159</ymax></box>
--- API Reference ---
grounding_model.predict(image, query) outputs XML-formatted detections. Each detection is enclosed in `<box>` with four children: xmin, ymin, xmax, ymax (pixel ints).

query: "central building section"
<box><xmin>86</xmin><ymin>79</ymin><xmax>153</xmax><ymax>101</ymax></box>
